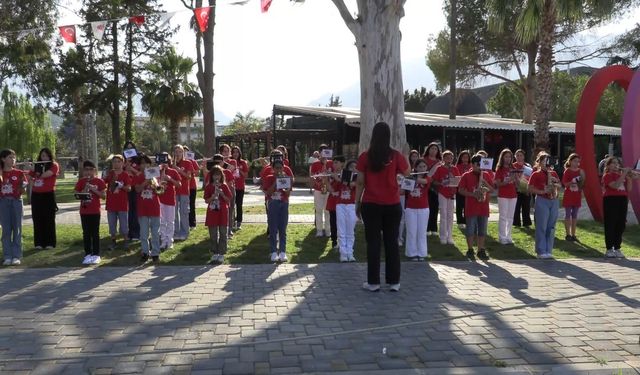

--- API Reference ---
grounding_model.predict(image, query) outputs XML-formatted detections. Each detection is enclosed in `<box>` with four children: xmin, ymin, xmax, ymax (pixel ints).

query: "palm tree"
<box><xmin>141</xmin><ymin>47</ymin><xmax>202</xmax><ymax>146</ymax></box>
<box><xmin>488</xmin><ymin>0</ymin><xmax>614</xmax><ymax>154</ymax></box>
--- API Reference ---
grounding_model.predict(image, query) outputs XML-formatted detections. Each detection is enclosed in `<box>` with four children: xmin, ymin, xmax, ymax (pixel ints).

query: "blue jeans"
<box><xmin>107</xmin><ymin>211</ymin><xmax>128</xmax><ymax>238</ymax></box>
<box><xmin>267</xmin><ymin>200</ymin><xmax>289</xmax><ymax>253</ymax></box>
<box><xmin>128</xmin><ymin>190</ymin><xmax>139</xmax><ymax>239</ymax></box>
<box><xmin>174</xmin><ymin>195</ymin><xmax>190</xmax><ymax>239</ymax></box>
<box><xmin>0</xmin><ymin>198</ymin><xmax>23</xmax><ymax>260</ymax></box>
<box><xmin>534</xmin><ymin>196</ymin><xmax>559</xmax><ymax>255</ymax></box>
<box><xmin>139</xmin><ymin>216</ymin><xmax>160</xmax><ymax>256</ymax></box>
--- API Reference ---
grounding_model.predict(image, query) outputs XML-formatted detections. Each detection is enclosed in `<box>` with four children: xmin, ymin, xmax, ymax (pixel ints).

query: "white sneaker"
<box><xmin>91</xmin><ymin>256</ymin><xmax>101</xmax><ymax>265</ymax></box>
<box><xmin>217</xmin><ymin>255</ymin><xmax>224</xmax><ymax>263</ymax></box>
<box><xmin>340</xmin><ymin>255</ymin><xmax>348</xmax><ymax>262</ymax></box>
<box><xmin>279</xmin><ymin>252</ymin><xmax>288</xmax><ymax>262</ymax></box>
<box><xmin>45</xmin><ymin>246</ymin><xmax>55</xmax><ymax>250</ymax></box>
<box><xmin>315</xmin><ymin>232</ymin><xmax>323</xmax><ymax>238</ymax></box>
<box><xmin>34</xmin><ymin>246</ymin><xmax>43</xmax><ymax>250</ymax></box>
<box><xmin>362</xmin><ymin>282</ymin><xmax>380</xmax><ymax>292</ymax></box>
<box><xmin>2</xmin><ymin>259</ymin><xmax>11</xmax><ymax>266</ymax></box>
<box><xmin>614</xmin><ymin>249</ymin><xmax>625</xmax><ymax>259</ymax></box>
<box><xmin>389</xmin><ymin>283</ymin><xmax>400</xmax><ymax>292</ymax></box>
<box><xmin>82</xmin><ymin>255</ymin><xmax>92</xmax><ymax>265</ymax></box>
<box><xmin>605</xmin><ymin>248</ymin><xmax>617</xmax><ymax>258</ymax></box>
<box><xmin>11</xmin><ymin>258</ymin><xmax>21</xmax><ymax>266</ymax></box>
<box><xmin>324</xmin><ymin>230</ymin><xmax>331</xmax><ymax>237</ymax></box>
<box><xmin>270</xmin><ymin>252</ymin><xmax>279</xmax><ymax>262</ymax></box>
<box><xmin>348</xmin><ymin>254</ymin><xmax>356</xmax><ymax>262</ymax></box>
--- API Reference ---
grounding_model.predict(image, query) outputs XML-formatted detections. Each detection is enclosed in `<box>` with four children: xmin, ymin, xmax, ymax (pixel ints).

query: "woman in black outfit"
<box><xmin>423</xmin><ymin>142</ymin><xmax>442</xmax><ymax>235</ymax></box>
<box><xmin>29</xmin><ymin>148</ymin><xmax>59</xmax><ymax>249</ymax></box>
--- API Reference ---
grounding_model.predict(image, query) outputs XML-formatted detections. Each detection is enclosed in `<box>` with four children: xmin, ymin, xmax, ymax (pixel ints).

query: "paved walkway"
<box><xmin>20</xmin><ymin>186</ymin><xmax>640</xmax><ymax>225</ymax></box>
<box><xmin>0</xmin><ymin>259</ymin><xmax>638</xmax><ymax>374</ymax></box>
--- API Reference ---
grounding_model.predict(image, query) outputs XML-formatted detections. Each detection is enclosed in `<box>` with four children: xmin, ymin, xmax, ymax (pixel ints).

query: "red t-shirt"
<box><xmin>356</xmin><ymin>150</ymin><xmax>409</xmax><ymax>205</ymax></box>
<box><xmin>432</xmin><ymin>165</ymin><xmax>460</xmax><ymax>199</ymax></box>
<box><xmin>459</xmin><ymin>170</ymin><xmax>494</xmax><ymax>217</ymax></box>
<box><xmin>189</xmin><ymin>159</ymin><xmax>199</xmax><ymax>190</ymax></box>
<box><xmin>262</xmin><ymin>174</ymin><xmax>292</xmax><ymax>202</ymax></box>
<box><xmin>158</xmin><ymin>168</ymin><xmax>181</xmax><ymax>206</ymax></box>
<box><xmin>337</xmin><ymin>181</ymin><xmax>356</xmax><ymax>205</ymax></box>
<box><xmin>104</xmin><ymin>170</ymin><xmax>131</xmax><ymax>212</ymax></box>
<box><xmin>30</xmin><ymin>162</ymin><xmax>59</xmax><ymax>193</ymax></box>
<box><xmin>528</xmin><ymin>170</ymin><xmax>559</xmax><ymax>200</ymax></box>
<box><xmin>204</xmin><ymin>183</ymin><xmax>232</xmax><ymax>226</ymax></box>
<box><xmin>75</xmin><ymin>177</ymin><xmax>106</xmax><ymax>215</ymax></box>
<box><xmin>326</xmin><ymin>180</ymin><xmax>340</xmax><ymax>211</ymax></box>
<box><xmin>405</xmin><ymin>178</ymin><xmax>431</xmax><ymax>209</ymax></box>
<box><xmin>234</xmin><ymin>159</ymin><xmax>249</xmax><ymax>190</ymax></box>
<box><xmin>1</xmin><ymin>169</ymin><xmax>26</xmax><ymax>199</ymax></box>
<box><xmin>132</xmin><ymin>174</ymin><xmax>161</xmax><ymax>217</ymax></box>
<box><xmin>174</xmin><ymin>160</ymin><xmax>194</xmax><ymax>196</ymax></box>
<box><xmin>602</xmin><ymin>172</ymin><xmax>629</xmax><ymax>197</ymax></box>
<box><xmin>562</xmin><ymin>168</ymin><xmax>583</xmax><ymax>207</ymax></box>
<box><xmin>310</xmin><ymin>160</ymin><xmax>334</xmax><ymax>191</ymax></box>
<box><xmin>456</xmin><ymin>162</ymin><xmax>471</xmax><ymax>174</ymax></box>
<box><xmin>495</xmin><ymin>167</ymin><xmax>517</xmax><ymax>199</ymax></box>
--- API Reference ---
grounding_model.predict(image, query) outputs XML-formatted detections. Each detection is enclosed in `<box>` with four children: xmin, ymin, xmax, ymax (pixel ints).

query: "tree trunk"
<box><xmin>72</xmin><ymin>89</ymin><xmax>87</xmax><ymax>162</ymax></box>
<box><xmin>534</xmin><ymin>0</ymin><xmax>555</xmax><ymax>155</ymax></box>
<box><xmin>351</xmin><ymin>0</ymin><xmax>407</xmax><ymax>154</ymax></box>
<box><xmin>196</xmin><ymin>0</ymin><xmax>216</xmax><ymax>156</ymax></box>
<box><xmin>111</xmin><ymin>19</ymin><xmax>121</xmax><ymax>152</ymax></box>
<box><xmin>124</xmin><ymin>22</ymin><xmax>134</xmax><ymax>143</ymax></box>
<box><xmin>522</xmin><ymin>42</ymin><xmax>537</xmax><ymax>124</ymax></box>
<box><xmin>448</xmin><ymin>0</ymin><xmax>457</xmax><ymax>120</ymax></box>
<box><xmin>170</xmin><ymin>118</ymin><xmax>179</xmax><ymax>147</ymax></box>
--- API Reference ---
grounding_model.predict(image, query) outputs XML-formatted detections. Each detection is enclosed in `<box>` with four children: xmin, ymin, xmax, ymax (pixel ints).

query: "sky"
<box><xmin>54</xmin><ymin>0</ymin><xmax>640</xmax><ymax>124</ymax></box>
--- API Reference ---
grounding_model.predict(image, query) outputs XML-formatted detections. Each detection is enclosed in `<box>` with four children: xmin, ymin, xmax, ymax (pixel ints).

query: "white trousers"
<box><xmin>336</xmin><ymin>204</ymin><xmax>357</xmax><ymax>257</ymax></box>
<box><xmin>160</xmin><ymin>203</ymin><xmax>175</xmax><ymax>247</ymax></box>
<box><xmin>398</xmin><ymin>195</ymin><xmax>406</xmax><ymax>243</ymax></box>
<box><xmin>313</xmin><ymin>190</ymin><xmax>330</xmax><ymax>233</ymax></box>
<box><xmin>438</xmin><ymin>193</ymin><xmax>455</xmax><ymax>243</ymax></box>
<box><xmin>405</xmin><ymin>208</ymin><xmax>429</xmax><ymax>258</ymax></box>
<box><xmin>498</xmin><ymin>197</ymin><xmax>517</xmax><ymax>243</ymax></box>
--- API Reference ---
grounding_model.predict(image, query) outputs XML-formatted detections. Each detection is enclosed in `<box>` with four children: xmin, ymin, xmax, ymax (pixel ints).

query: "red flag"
<box><xmin>129</xmin><ymin>16</ymin><xmax>145</xmax><ymax>26</ymax></box>
<box><xmin>194</xmin><ymin>7</ymin><xmax>212</xmax><ymax>32</ymax></box>
<box><xmin>58</xmin><ymin>25</ymin><xmax>76</xmax><ymax>44</ymax></box>
<box><xmin>261</xmin><ymin>0</ymin><xmax>273</xmax><ymax>13</ymax></box>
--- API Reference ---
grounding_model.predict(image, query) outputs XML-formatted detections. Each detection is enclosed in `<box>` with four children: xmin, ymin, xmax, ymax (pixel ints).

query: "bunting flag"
<box><xmin>129</xmin><ymin>16</ymin><xmax>145</xmax><ymax>26</ymax></box>
<box><xmin>261</xmin><ymin>0</ymin><xmax>273</xmax><ymax>13</ymax></box>
<box><xmin>158</xmin><ymin>11</ymin><xmax>176</xmax><ymax>27</ymax></box>
<box><xmin>58</xmin><ymin>25</ymin><xmax>77</xmax><ymax>44</ymax></box>
<box><xmin>90</xmin><ymin>21</ymin><xmax>107</xmax><ymax>40</ymax></box>
<box><xmin>16</xmin><ymin>30</ymin><xmax>31</xmax><ymax>41</ymax></box>
<box><xmin>194</xmin><ymin>7</ymin><xmax>212</xmax><ymax>33</ymax></box>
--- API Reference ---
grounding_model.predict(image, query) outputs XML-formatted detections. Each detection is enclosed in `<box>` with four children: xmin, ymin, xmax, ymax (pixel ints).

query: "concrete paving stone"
<box><xmin>111</xmin><ymin>361</ymin><xmax>146</xmax><ymax>374</ymax></box>
<box><xmin>222</xmin><ymin>361</ymin><xmax>254</xmax><ymax>375</ymax></box>
<box><xmin>190</xmin><ymin>357</ymin><xmax>225</xmax><ymax>371</ymax></box>
<box><xmin>162</xmin><ymin>354</ymin><xmax>194</xmax><ymax>366</ymax></box>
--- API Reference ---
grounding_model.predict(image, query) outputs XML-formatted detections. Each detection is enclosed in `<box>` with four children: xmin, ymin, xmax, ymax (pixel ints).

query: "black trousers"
<box><xmin>31</xmin><ymin>191</ymin><xmax>57</xmax><ymax>248</ymax></box>
<box><xmin>81</xmin><ymin>214</ymin><xmax>101</xmax><ymax>256</ymax></box>
<box><xmin>189</xmin><ymin>188</ymin><xmax>197</xmax><ymax>228</ymax></box>
<box><xmin>235</xmin><ymin>189</ymin><xmax>245</xmax><ymax>224</ymax></box>
<box><xmin>361</xmin><ymin>202</ymin><xmax>402</xmax><ymax>285</ymax></box>
<box><xmin>427</xmin><ymin>188</ymin><xmax>439</xmax><ymax>232</ymax></box>
<box><xmin>455</xmin><ymin>192</ymin><xmax>465</xmax><ymax>225</ymax></box>
<box><xmin>128</xmin><ymin>190</ymin><xmax>140</xmax><ymax>239</ymax></box>
<box><xmin>514</xmin><ymin>192</ymin><xmax>532</xmax><ymax>226</ymax></box>
<box><xmin>329</xmin><ymin>209</ymin><xmax>337</xmax><ymax>246</ymax></box>
<box><xmin>603</xmin><ymin>196</ymin><xmax>627</xmax><ymax>250</ymax></box>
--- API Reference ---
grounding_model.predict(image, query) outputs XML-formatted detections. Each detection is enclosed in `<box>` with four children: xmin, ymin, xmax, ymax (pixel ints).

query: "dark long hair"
<box><xmin>231</xmin><ymin>146</ymin><xmax>243</xmax><ymax>161</ymax></box>
<box><xmin>37</xmin><ymin>147</ymin><xmax>54</xmax><ymax>162</ymax></box>
<box><xmin>423</xmin><ymin>142</ymin><xmax>442</xmax><ymax>160</ymax></box>
<box><xmin>367</xmin><ymin>122</ymin><xmax>392</xmax><ymax>172</ymax></box>
<box><xmin>0</xmin><ymin>149</ymin><xmax>16</xmax><ymax>170</ymax></box>
<box><xmin>456</xmin><ymin>149</ymin><xmax>470</xmax><ymax>165</ymax></box>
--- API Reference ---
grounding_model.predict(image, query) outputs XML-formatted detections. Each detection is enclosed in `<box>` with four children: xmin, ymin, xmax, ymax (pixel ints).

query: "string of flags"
<box><xmin>2</xmin><ymin>0</ymin><xmax>285</xmax><ymax>44</ymax></box>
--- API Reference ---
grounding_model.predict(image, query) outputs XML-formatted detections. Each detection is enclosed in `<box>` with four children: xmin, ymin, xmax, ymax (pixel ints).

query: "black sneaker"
<box><xmin>151</xmin><ymin>256</ymin><xmax>160</xmax><ymax>264</ymax></box>
<box><xmin>466</xmin><ymin>249</ymin><xmax>476</xmax><ymax>261</ymax></box>
<box><xmin>140</xmin><ymin>253</ymin><xmax>149</xmax><ymax>263</ymax></box>
<box><xmin>477</xmin><ymin>248</ymin><xmax>490</xmax><ymax>261</ymax></box>
<box><xmin>572</xmin><ymin>236</ymin><xmax>579</xmax><ymax>242</ymax></box>
<box><xmin>108</xmin><ymin>240</ymin><xmax>116</xmax><ymax>251</ymax></box>
<box><xmin>565</xmin><ymin>235</ymin><xmax>573</xmax><ymax>241</ymax></box>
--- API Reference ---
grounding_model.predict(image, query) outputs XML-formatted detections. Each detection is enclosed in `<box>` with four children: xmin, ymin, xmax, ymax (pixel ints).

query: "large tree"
<box><xmin>223</xmin><ymin>111</ymin><xmax>267</xmax><ymax>136</ymax></box>
<box><xmin>140</xmin><ymin>48</ymin><xmax>202</xmax><ymax>145</ymax></box>
<box><xmin>331</xmin><ymin>0</ymin><xmax>407</xmax><ymax>153</ymax></box>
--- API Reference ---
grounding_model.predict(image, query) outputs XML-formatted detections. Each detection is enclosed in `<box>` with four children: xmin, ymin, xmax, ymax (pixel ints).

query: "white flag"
<box><xmin>17</xmin><ymin>30</ymin><xmax>31</xmax><ymax>41</ymax></box>
<box><xmin>91</xmin><ymin>21</ymin><xmax>107</xmax><ymax>40</ymax></box>
<box><xmin>158</xmin><ymin>12</ymin><xmax>176</xmax><ymax>27</ymax></box>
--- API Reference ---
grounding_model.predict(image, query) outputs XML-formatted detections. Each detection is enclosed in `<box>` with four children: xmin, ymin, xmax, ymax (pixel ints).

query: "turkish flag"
<box><xmin>261</xmin><ymin>0</ymin><xmax>273</xmax><ymax>13</ymax></box>
<box><xmin>129</xmin><ymin>16</ymin><xmax>145</xmax><ymax>26</ymax></box>
<box><xmin>58</xmin><ymin>25</ymin><xmax>76</xmax><ymax>44</ymax></box>
<box><xmin>194</xmin><ymin>7</ymin><xmax>212</xmax><ymax>33</ymax></box>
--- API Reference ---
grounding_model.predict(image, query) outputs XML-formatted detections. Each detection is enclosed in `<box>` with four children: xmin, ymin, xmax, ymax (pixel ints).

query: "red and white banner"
<box><xmin>58</xmin><ymin>25</ymin><xmax>76</xmax><ymax>44</ymax></box>
<box><xmin>129</xmin><ymin>16</ymin><xmax>145</xmax><ymax>26</ymax></box>
<box><xmin>261</xmin><ymin>0</ymin><xmax>273</xmax><ymax>13</ymax></box>
<box><xmin>90</xmin><ymin>21</ymin><xmax>107</xmax><ymax>40</ymax></box>
<box><xmin>194</xmin><ymin>7</ymin><xmax>212</xmax><ymax>33</ymax></box>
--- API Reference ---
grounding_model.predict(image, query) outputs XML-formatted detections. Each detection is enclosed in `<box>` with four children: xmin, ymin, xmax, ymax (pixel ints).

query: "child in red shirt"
<box><xmin>157</xmin><ymin>153</ymin><xmax>182</xmax><ymax>251</ymax></box>
<box><xmin>263</xmin><ymin>159</ymin><xmax>293</xmax><ymax>262</ymax></box>
<box><xmin>326</xmin><ymin>156</ymin><xmax>345</xmax><ymax>250</ymax></box>
<box><xmin>432</xmin><ymin>150</ymin><xmax>460</xmax><ymax>245</ymax></box>
<box><xmin>1</xmin><ymin>149</ymin><xmax>27</xmax><ymax>266</ymax></box>
<box><xmin>103</xmin><ymin>154</ymin><xmax>131</xmax><ymax>250</ymax></box>
<box><xmin>75</xmin><ymin>160</ymin><xmax>107</xmax><ymax>265</ymax></box>
<box><xmin>561</xmin><ymin>153</ymin><xmax>585</xmax><ymax>242</ymax></box>
<box><xmin>335</xmin><ymin>160</ymin><xmax>358</xmax><ymax>262</ymax></box>
<box><xmin>527</xmin><ymin>152</ymin><xmax>561</xmax><ymax>259</ymax></box>
<box><xmin>28</xmin><ymin>147</ymin><xmax>59</xmax><ymax>250</ymax></box>
<box><xmin>494</xmin><ymin>148</ymin><xmax>518</xmax><ymax>245</ymax></box>
<box><xmin>601</xmin><ymin>156</ymin><xmax>632</xmax><ymax>258</ymax></box>
<box><xmin>133</xmin><ymin>154</ymin><xmax>162</xmax><ymax>263</ymax></box>
<box><xmin>204</xmin><ymin>166</ymin><xmax>232</xmax><ymax>264</ymax></box>
<box><xmin>404</xmin><ymin>159</ymin><xmax>431</xmax><ymax>260</ymax></box>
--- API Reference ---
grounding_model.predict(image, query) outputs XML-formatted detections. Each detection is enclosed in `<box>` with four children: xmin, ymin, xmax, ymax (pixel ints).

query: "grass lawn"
<box><xmin>14</xmin><ymin>221</ymin><xmax>639</xmax><ymax>268</ymax></box>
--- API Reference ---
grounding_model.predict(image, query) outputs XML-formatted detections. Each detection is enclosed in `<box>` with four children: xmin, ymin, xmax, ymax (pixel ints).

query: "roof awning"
<box><xmin>272</xmin><ymin>105</ymin><xmax>620</xmax><ymax>137</ymax></box>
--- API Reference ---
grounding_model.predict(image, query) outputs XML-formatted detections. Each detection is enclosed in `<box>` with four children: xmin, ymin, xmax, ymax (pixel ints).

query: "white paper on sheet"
<box><xmin>400</xmin><ymin>177</ymin><xmax>416</xmax><ymax>191</ymax></box>
<box><xmin>480</xmin><ymin>158</ymin><xmax>494</xmax><ymax>171</ymax></box>
<box><xmin>144</xmin><ymin>167</ymin><xmax>161</xmax><ymax>180</ymax></box>
<box><xmin>276</xmin><ymin>176</ymin><xmax>291</xmax><ymax>190</ymax></box>
<box><xmin>123</xmin><ymin>148</ymin><xmax>137</xmax><ymax>159</ymax></box>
